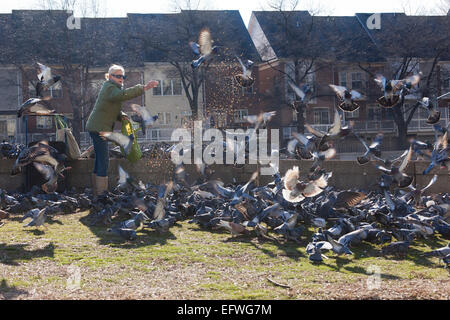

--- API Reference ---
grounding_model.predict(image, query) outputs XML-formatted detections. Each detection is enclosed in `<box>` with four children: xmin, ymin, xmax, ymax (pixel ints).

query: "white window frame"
<box><xmin>157</xmin><ymin>112</ymin><xmax>172</xmax><ymax>125</ymax></box>
<box><xmin>313</xmin><ymin>108</ymin><xmax>330</xmax><ymax>125</ymax></box>
<box><xmin>233</xmin><ymin>109</ymin><xmax>248</xmax><ymax>123</ymax></box>
<box><xmin>152</xmin><ymin>79</ymin><xmax>183</xmax><ymax>96</ymax></box>
<box><xmin>36</xmin><ymin>116</ymin><xmax>53</xmax><ymax>129</ymax></box>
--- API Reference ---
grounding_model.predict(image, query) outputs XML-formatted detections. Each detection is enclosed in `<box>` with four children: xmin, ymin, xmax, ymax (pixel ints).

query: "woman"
<box><xmin>85</xmin><ymin>64</ymin><xmax>158</xmax><ymax>196</ymax></box>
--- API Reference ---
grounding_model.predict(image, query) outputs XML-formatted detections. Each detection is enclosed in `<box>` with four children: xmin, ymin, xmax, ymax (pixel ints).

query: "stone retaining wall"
<box><xmin>0</xmin><ymin>158</ymin><xmax>448</xmax><ymax>194</ymax></box>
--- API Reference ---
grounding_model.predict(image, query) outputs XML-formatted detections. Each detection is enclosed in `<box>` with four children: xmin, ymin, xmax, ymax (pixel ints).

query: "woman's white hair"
<box><xmin>105</xmin><ymin>64</ymin><xmax>125</xmax><ymax>80</ymax></box>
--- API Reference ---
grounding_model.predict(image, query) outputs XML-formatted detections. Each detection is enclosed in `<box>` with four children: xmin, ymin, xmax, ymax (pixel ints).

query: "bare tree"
<box><xmin>0</xmin><ymin>1</ymin><xmax>116</xmax><ymax>144</ymax></box>
<box><xmin>358</xmin><ymin>13</ymin><xmax>450</xmax><ymax>148</ymax></box>
<box><xmin>256</xmin><ymin>0</ymin><xmax>343</xmax><ymax>133</ymax></box>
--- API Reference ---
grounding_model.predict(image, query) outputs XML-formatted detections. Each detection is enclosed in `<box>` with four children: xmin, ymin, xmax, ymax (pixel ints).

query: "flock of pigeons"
<box><xmin>1</xmin><ymin>28</ymin><xmax>450</xmax><ymax>270</ymax></box>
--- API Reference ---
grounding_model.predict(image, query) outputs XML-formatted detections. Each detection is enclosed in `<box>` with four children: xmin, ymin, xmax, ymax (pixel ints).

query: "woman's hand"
<box><xmin>144</xmin><ymin>80</ymin><xmax>159</xmax><ymax>91</ymax></box>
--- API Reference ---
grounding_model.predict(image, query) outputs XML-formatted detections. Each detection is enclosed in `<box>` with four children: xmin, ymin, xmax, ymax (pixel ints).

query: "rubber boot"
<box><xmin>91</xmin><ymin>173</ymin><xmax>97</xmax><ymax>196</ymax></box>
<box><xmin>95</xmin><ymin>176</ymin><xmax>109</xmax><ymax>196</ymax></box>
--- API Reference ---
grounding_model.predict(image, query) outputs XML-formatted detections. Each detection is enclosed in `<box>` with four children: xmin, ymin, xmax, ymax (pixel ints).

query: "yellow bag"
<box><xmin>121</xmin><ymin>118</ymin><xmax>142</xmax><ymax>163</ymax></box>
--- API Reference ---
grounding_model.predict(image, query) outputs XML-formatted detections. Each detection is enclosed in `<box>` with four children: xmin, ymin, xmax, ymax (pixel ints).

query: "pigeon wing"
<box><xmin>198</xmin><ymin>27</ymin><xmax>212</xmax><ymax>55</ymax></box>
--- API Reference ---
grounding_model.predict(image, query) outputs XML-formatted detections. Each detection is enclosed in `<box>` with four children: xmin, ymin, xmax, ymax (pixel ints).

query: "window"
<box><xmin>313</xmin><ymin>108</ymin><xmax>329</xmax><ymax>124</ymax></box>
<box><xmin>36</xmin><ymin>116</ymin><xmax>53</xmax><ymax>129</ymax></box>
<box><xmin>153</xmin><ymin>80</ymin><xmax>162</xmax><ymax>96</ymax></box>
<box><xmin>283</xmin><ymin>127</ymin><xmax>296</xmax><ymax>140</ymax></box>
<box><xmin>180</xmin><ymin>110</ymin><xmax>192</xmax><ymax>127</ymax></box>
<box><xmin>153</xmin><ymin>79</ymin><xmax>182</xmax><ymax>96</ymax></box>
<box><xmin>0</xmin><ymin>116</ymin><xmax>17</xmax><ymax>137</ymax></box>
<box><xmin>233</xmin><ymin>109</ymin><xmax>248</xmax><ymax>123</ymax></box>
<box><xmin>150</xmin><ymin>129</ymin><xmax>160</xmax><ymax>141</ymax></box>
<box><xmin>338</xmin><ymin>72</ymin><xmax>347</xmax><ymax>87</ymax></box>
<box><xmin>345</xmin><ymin>108</ymin><xmax>360</xmax><ymax>119</ymax></box>
<box><xmin>367</xmin><ymin>105</ymin><xmax>381</xmax><ymax>121</ymax></box>
<box><xmin>157</xmin><ymin>112</ymin><xmax>171</xmax><ymax>125</ymax></box>
<box><xmin>351</xmin><ymin>72</ymin><xmax>363</xmax><ymax>90</ymax></box>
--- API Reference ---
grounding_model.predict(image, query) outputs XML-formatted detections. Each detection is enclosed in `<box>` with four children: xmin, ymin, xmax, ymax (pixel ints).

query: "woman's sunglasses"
<box><xmin>111</xmin><ymin>74</ymin><xmax>126</xmax><ymax>79</ymax></box>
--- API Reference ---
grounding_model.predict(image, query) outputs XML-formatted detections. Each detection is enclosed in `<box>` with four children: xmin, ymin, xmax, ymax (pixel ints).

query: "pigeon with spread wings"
<box><xmin>282</xmin><ymin>166</ymin><xmax>332</xmax><ymax>203</ymax></box>
<box><xmin>99</xmin><ymin>131</ymin><xmax>135</xmax><ymax>156</ymax></box>
<box><xmin>35</xmin><ymin>62</ymin><xmax>61</xmax><ymax>98</ymax></box>
<box><xmin>191</xmin><ymin>27</ymin><xmax>219</xmax><ymax>69</ymax></box>
<box><xmin>375</xmin><ymin>147</ymin><xmax>413</xmax><ymax>188</ymax></box>
<box><xmin>130</xmin><ymin>104</ymin><xmax>158</xmax><ymax>135</ymax></box>
<box><xmin>329</xmin><ymin>84</ymin><xmax>363</xmax><ymax>112</ymax></box>
<box><xmin>17</xmin><ymin>97</ymin><xmax>54</xmax><ymax>118</ymax></box>
<box><xmin>245</xmin><ymin>111</ymin><xmax>276</xmax><ymax>130</ymax></box>
<box><xmin>234</xmin><ymin>55</ymin><xmax>254</xmax><ymax>88</ymax></box>
<box><xmin>374</xmin><ymin>73</ymin><xmax>421</xmax><ymax>108</ymax></box>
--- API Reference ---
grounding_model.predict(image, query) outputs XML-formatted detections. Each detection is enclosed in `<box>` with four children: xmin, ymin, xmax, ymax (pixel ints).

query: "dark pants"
<box><xmin>89</xmin><ymin>131</ymin><xmax>109</xmax><ymax>177</ymax></box>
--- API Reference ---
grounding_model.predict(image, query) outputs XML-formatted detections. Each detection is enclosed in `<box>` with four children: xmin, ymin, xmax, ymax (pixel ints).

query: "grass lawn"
<box><xmin>0</xmin><ymin>210</ymin><xmax>449</xmax><ymax>300</ymax></box>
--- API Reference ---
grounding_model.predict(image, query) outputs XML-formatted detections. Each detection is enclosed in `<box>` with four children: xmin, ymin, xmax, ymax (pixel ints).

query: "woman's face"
<box><xmin>109</xmin><ymin>70</ymin><xmax>125</xmax><ymax>87</ymax></box>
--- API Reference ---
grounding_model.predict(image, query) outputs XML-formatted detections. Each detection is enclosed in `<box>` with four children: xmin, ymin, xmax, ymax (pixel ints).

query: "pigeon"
<box><xmin>381</xmin><ymin>240</ymin><xmax>410</xmax><ymax>257</ymax></box>
<box><xmin>418</xmin><ymin>97</ymin><xmax>440</xmax><ymax>125</ymax></box>
<box><xmin>23</xmin><ymin>208</ymin><xmax>47</xmax><ymax>228</ymax></box>
<box><xmin>217</xmin><ymin>220</ymin><xmax>250</xmax><ymax>237</ymax></box>
<box><xmin>329</xmin><ymin>84</ymin><xmax>363</xmax><ymax>112</ymax></box>
<box><xmin>422</xmin><ymin>242</ymin><xmax>450</xmax><ymax>261</ymax></box>
<box><xmin>305</xmin><ymin>109</ymin><xmax>353</xmax><ymax>147</ymax></box>
<box><xmin>324</xmin><ymin>232</ymin><xmax>353</xmax><ymax>255</ymax></box>
<box><xmin>423</xmin><ymin>131</ymin><xmax>450</xmax><ymax>175</ymax></box>
<box><xmin>403</xmin><ymin>175</ymin><xmax>438</xmax><ymax>207</ymax></box>
<box><xmin>288</xmin><ymin>81</ymin><xmax>312</xmax><ymax>106</ymax></box>
<box><xmin>130</xmin><ymin>104</ymin><xmax>158</xmax><ymax>135</ymax></box>
<box><xmin>107</xmin><ymin>227</ymin><xmax>137</xmax><ymax>241</ymax></box>
<box><xmin>282</xmin><ymin>166</ymin><xmax>331</xmax><ymax>203</ymax></box>
<box><xmin>245</xmin><ymin>111</ymin><xmax>276</xmax><ymax>130</ymax></box>
<box><xmin>11</xmin><ymin>141</ymin><xmax>59</xmax><ymax>175</ymax></box>
<box><xmin>98</xmin><ymin>132</ymin><xmax>134</xmax><ymax>156</ymax></box>
<box><xmin>117</xmin><ymin>165</ymin><xmax>145</xmax><ymax>191</ymax></box>
<box><xmin>234</xmin><ymin>56</ymin><xmax>254</xmax><ymax>87</ymax></box>
<box><xmin>35</xmin><ymin>62</ymin><xmax>61</xmax><ymax>98</ymax></box>
<box><xmin>375</xmin><ymin>147</ymin><xmax>413</xmax><ymax>188</ymax></box>
<box><xmin>374</xmin><ymin>73</ymin><xmax>420</xmax><ymax>108</ymax></box>
<box><xmin>17</xmin><ymin>97</ymin><xmax>54</xmax><ymax>118</ymax></box>
<box><xmin>153</xmin><ymin>181</ymin><xmax>174</xmax><ymax>221</ymax></box>
<box><xmin>145</xmin><ymin>216</ymin><xmax>176</xmax><ymax>233</ymax></box>
<box><xmin>354</xmin><ymin>132</ymin><xmax>383</xmax><ymax>165</ymax></box>
<box><xmin>288</xmin><ymin>131</ymin><xmax>319</xmax><ymax>158</ymax></box>
<box><xmin>191</xmin><ymin>27</ymin><xmax>218</xmax><ymax>69</ymax></box>
<box><xmin>306</xmin><ymin>241</ymin><xmax>331</xmax><ymax>263</ymax></box>
<box><xmin>32</xmin><ymin>162</ymin><xmax>60</xmax><ymax>194</ymax></box>
<box><xmin>333</xmin><ymin>191</ymin><xmax>367</xmax><ymax>209</ymax></box>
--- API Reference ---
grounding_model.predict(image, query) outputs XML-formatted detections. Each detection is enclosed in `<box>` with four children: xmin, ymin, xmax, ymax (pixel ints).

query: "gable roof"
<box><xmin>0</xmin><ymin>10</ymin><xmax>260</xmax><ymax>66</ymax></box>
<box><xmin>127</xmin><ymin>10</ymin><xmax>260</xmax><ymax>63</ymax></box>
<box><xmin>251</xmin><ymin>11</ymin><xmax>450</xmax><ymax>62</ymax></box>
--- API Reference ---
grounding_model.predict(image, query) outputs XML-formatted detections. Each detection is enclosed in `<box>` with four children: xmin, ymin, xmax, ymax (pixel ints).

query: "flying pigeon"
<box><xmin>245</xmin><ymin>111</ymin><xmax>276</xmax><ymax>130</ymax></box>
<box><xmin>99</xmin><ymin>132</ymin><xmax>135</xmax><ymax>156</ymax></box>
<box><xmin>375</xmin><ymin>147</ymin><xmax>413</xmax><ymax>188</ymax></box>
<box><xmin>329</xmin><ymin>84</ymin><xmax>363</xmax><ymax>112</ymax></box>
<box><xmin>374</xmin><ymin>73</ymin><xmax>420</xmax><ymax>108</ymax></box>
<box><xmin>418</xmin><ymin>97</ymin><xmax>440</xmax><ymax>125</ymax></box>
<box><xmin>130</xmin><ymin>104</ymin><xmax>158</xmax><ymax>135</ymax></box>
<box><xmin>17</xmin><ymin>97</ymin><xmax>54</xmax><ymax>118</ymax></box>
<box><xmin>234</xmin><ymin>56</ymin><xmax>254</xmax><ymax>87</ymax></box>
<box><xmin>35</xmin><ymin>62</ymin><xmax>61</xmax><ymax>98</ymax></box>
<box><xmin>191</xmin><ymin>27</ymin><xmax>219</xmax><ymax>69</ymax></box>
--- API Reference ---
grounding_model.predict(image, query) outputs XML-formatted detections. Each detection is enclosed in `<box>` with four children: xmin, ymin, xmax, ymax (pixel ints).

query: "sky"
<box><xmin>0</xmin><ymin>0</ymin><xmax>448</xmax><ymax>26</ymax></box>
